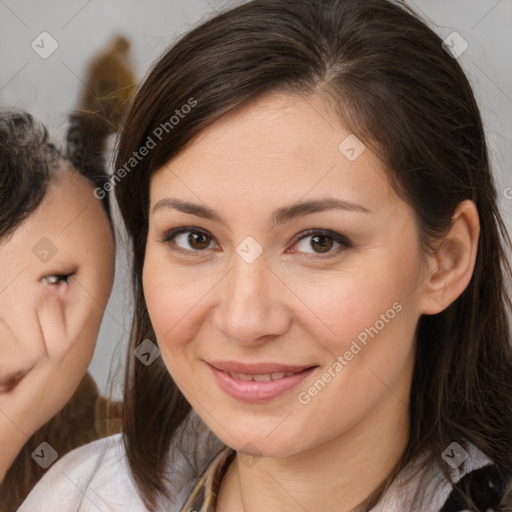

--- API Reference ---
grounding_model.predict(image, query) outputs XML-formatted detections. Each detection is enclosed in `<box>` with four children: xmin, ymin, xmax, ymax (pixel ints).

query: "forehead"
<box><xmin>0</xmin><ymin>168</ymin><xmax>110</xmax><ymax>269</ymax></box>
<box><xmin>149</xmin><ymin>92</ymin><xmax>393</xmax><ymax>213</ymax></box>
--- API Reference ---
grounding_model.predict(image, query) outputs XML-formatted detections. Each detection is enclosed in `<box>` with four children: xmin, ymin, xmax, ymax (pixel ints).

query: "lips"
<box><xmin>207</xmin><ymin>361</ymin><xmax>317</xmax><ymax>402</ymax></box>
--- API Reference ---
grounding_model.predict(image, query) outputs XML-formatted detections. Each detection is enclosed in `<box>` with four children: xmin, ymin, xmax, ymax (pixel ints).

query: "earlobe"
<box><xmin>419</xmin><ymin>200</ymin><xmax>480</xmax><ymax>316</ymax></box>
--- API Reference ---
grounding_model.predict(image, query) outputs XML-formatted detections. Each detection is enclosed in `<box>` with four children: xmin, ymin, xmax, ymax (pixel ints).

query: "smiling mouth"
<box><xmin>208</xmin><ymin>361</ymin><xmax>317</xmax><ymax>380</ymax></box>
<box><xmin>207</xmin><ymin>361</ymin><xmax>318</xmax><ymax>402</ymax></box>
<box><xmin>223</xmin><ymin>371</ymin><xmax>300</xmax><ymax>381</ymax></box>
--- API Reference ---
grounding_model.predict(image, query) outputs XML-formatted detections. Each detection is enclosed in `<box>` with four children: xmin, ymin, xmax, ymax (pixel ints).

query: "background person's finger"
<box><xmin>34</xmin><ymin>286</ymin><xmax>69</xmax><ymax>361</ymax></box>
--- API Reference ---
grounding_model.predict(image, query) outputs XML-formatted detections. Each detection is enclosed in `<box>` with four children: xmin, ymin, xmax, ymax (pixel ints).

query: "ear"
<box><xmin>418</xmin><ymin>200</ymin><xmax>480</xmax><ymax>316</ymax></box>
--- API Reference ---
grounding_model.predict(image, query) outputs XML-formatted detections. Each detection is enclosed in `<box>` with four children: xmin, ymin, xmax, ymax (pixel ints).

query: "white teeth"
<box><xmin>227</xmin><ymin>371</ymin><xmax>296</xmax><ymax>381</ymax></box>
<box><xmin>253</xmin><ymin>374</ymin><xmax>272</xmax><ymax>382</ymax></box>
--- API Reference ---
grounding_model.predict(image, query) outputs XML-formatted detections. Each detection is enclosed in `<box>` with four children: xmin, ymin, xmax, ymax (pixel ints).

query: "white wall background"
<box><xmin>0</xmin><ymin>0</ymin><xmax>510</xmax><ymax>396</ymax></box>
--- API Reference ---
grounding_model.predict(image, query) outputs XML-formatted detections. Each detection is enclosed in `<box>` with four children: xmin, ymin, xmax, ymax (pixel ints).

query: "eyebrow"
<box><xmin>152</xmin><ymin>197</ymin><xmax>372</xmax><ymax>229</ymax></box>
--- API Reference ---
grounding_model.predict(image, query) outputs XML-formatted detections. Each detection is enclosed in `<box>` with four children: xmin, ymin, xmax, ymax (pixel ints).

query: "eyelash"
<box><xmin>159</xmin><ymin>227</ymin><xmax>352</xmax><ymax>259</ymax></box>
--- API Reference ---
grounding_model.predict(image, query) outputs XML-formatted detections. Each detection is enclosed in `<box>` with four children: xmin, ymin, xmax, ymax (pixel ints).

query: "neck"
<box><xmin>217</xmin><ymin>371</ymin><xmax>412</xmax><ymax>512</ymax></box>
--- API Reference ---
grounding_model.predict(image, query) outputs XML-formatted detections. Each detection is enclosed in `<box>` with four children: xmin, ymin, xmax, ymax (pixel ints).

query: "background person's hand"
<box><xmin>0</xmin><ymin>276</ymin><xmax>96</xmax><ymax>481</ymax></box>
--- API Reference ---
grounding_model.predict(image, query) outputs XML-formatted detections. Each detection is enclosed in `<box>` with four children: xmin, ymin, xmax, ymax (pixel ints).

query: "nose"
<box><xmin>213</xmin><ymin>251</ymin><xmax>291</xmax><ymax>346</ymax></box>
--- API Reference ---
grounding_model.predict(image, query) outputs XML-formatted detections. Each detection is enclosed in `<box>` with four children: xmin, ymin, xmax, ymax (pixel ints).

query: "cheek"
<box><xmin>58</xmin><ymin>269</ymin><xmax>114</xmax><ymax>366</ymax></box>
<box><xmin>142</xmin><ymin>256</ymin><xmax>219</xmax><ymax>388</ymax></box>
<box><xmin>0</xmin><ymin>286</ymin><xmax>47</xmax><ymax>363</ymax></box>
<box><xmin>0</xmin><ymin>319</ymin><xmax>43</xmax><ymax>371</ymax></box>
<box><xmin>142</xmin><ymin>254</ymin><xmax>211</xmax><ymax>339</ymax></box>
<box><xmin>301</xmin><ymin>274</ymin><xmax>418</xmax><ymax>409</ymax></box>
<box><xmin>289</xmin><ymin>251</ymin><xmax>421</xmax><ymax>402</ymax></box>
<box><xmin>292</xmin><ymin>265</ymin><xmax>409</xmax><ymax>349</ymax></box>
<box><xmin>70</xmin><ymin>239</ymin><xmax>115</xmax><ymax>317</ymax></box>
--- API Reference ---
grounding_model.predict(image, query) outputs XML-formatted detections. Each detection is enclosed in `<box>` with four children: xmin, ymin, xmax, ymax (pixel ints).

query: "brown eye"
<box><xmin>309</xmin><ymin>234</ymin><xmax>334</xmax><ymax>253</ymax></box>
<box><xmin>290</xmin><ymin>229</ymin><xmax>352</xmax><ymax>257</ymax></box>
<box><xmin>186</xmin><ymin>231</ymin><xmax>212</xmax><ymax>250</ymax></box>
<box><xmin>162</xmin><ymin>228</ymin><xmax>216</xmax><ymax>252</ymax></box>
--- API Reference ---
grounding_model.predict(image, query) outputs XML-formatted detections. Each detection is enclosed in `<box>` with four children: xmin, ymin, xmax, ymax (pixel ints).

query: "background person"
<box><xmin>0</xmin><ymin>111</ymin><xmax>116</xmax><ymax>510</ymax></box>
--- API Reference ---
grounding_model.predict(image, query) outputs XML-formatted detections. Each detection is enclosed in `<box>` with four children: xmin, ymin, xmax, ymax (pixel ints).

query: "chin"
<box><xmin>204</xmin><ymin>415</ymin><xmax>309</xmax><ymax>458</ymax></box>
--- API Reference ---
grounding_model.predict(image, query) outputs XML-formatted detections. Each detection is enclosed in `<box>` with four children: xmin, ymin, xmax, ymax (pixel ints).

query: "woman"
<box><xmin>20</xmin><ymin>0</ymin><xmax>512</xmax><ymax>510</ymax></box>
<box><xmin>0</xmin><ymin>111</ymin><xmax>116</xmax><ymax>509</ymax></box>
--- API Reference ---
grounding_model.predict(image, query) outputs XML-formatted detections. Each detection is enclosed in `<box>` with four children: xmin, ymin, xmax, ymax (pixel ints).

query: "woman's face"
<box><xmin>0</xmin><ymin>167</ymin><xmax>114</xmax><ymax>414</ymax></box>
<box><xmin>143</xmin><ymin>92</ymin><xmax>431</xmax><ymax>457</ymax></box>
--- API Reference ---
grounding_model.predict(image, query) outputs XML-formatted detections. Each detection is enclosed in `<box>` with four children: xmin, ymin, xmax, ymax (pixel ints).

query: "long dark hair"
<box><xmin>114</xmin><ymin>0</ymin><xmax>512</xmax><ymax>509</ymax></box>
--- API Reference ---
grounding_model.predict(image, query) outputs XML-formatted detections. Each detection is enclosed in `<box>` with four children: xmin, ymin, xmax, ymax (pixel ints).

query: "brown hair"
<box><xmin>114</xmin><ymin>0</ymin><xmax>512</xmax><ymax>509</ymax></box>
